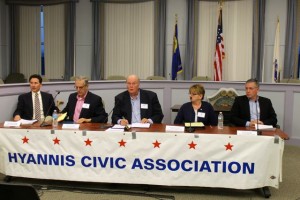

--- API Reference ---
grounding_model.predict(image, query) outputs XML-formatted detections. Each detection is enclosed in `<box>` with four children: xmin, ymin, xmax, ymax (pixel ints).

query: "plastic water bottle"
<box><xmin>52</xmin><ymin>110</ymin><xmax>58</xmax><ymax>128</ymax></box>
<box><xmin>218</xmin><ymin>112</ymin><xmax>224</xmax><ymax>129</ymax></box>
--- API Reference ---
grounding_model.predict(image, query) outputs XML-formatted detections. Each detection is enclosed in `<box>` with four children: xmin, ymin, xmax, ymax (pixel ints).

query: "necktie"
<box><xmin>35</xmin><ymin>93</ymin><xmax>41</xmax><ymax>121</ymax></box>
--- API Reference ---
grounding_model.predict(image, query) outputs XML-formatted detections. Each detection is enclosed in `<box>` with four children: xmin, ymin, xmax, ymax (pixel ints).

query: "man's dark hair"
<box><xmin>246</xmin><ymin>78</ymin><xmax>259</xmax><ymax>88</ymax></box>
<box><xmin>29</xmin><ymin>74</ymin><xmax>42</xmax><ymax>84</ymax></box>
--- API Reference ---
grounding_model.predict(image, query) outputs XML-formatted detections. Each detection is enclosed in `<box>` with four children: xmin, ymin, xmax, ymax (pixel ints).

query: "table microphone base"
<box><xmin>186</xmin><ymin>127</ymin><xmax>195</xmax><ymax>133</ymax></box>
<box><xmin>40</xmin><ymin>123</ymin><xmax>51</xmax><ymax>127</ymax></box>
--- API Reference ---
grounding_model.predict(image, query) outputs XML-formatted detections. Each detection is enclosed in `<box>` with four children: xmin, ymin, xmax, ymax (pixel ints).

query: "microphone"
<box><xmin>40</xmin><ymin>91</ymin><xmax>60</xmax><ymax>127</ymax></box>
<box><xmin>255</xmin><ymin>98</ymin><xmax>262</xmax><ymax>135</ymax></box>
<box><xmin>186</xmin><ymin>110</ymin><xmax>195</xmax><ymax>133</ymax></box>
<box><xmin>100</xmin><ymin>106</ymin><xmax>114</xmax><ymax>129</ymax></box>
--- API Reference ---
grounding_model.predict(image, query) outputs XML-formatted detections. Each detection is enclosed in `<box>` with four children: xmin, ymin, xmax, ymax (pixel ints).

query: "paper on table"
<box><xmin>131</xmin><ymin>123</ymin><xmax>150</xmax><ymax>128</ymax></box>
<box><xmin>57</xmin><ymin>112</ymin><xmax>67</xmax><ymax>122</ymax></box>
<box><xmin>255</xmin><ymin>124</ymin><xmax>276</xmax><ymax>131</ymax></box>
<box><xmin>18</xmin><ymin>119</ymin><xmax>37</xmax><ymax>125</ymax></box>
<box><xmin>105</xmin><ymin>128</ymin><xmax>124</xmax><ymax>132</ymax></box>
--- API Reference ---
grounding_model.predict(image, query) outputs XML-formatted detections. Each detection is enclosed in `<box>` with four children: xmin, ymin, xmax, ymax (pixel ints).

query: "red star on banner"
<box><xmin>152</xmin><ymin>140</ymin><xmax>161</xmax><ymax>148</ymax></box>
<box><xmin>22</xmin><ymin>136</ymin><xmax>29</xmax><ymax>144</ymax></box>
<box><xmin>224</xmin><ymin>142</ymin><xmax>234</xmax><ymax>151</ymax></box>
<box><xmin>118</xmin><ymin>139</ymin><xmax>126</xmax><ymax>147</ymax></box>
<box><xmin>53</xmin><ymin>137</ymin><xmax>60</xmax><ymax>145</ymax></box>
<box><xmin>188</xmin><ymin>141</ymin><xmax>197</xmax><ymax>149</ymax></box>
<box><xmin>84</xmin><ymin>138</ymin><xmax>93</xmax><ymax>146</ymax></box>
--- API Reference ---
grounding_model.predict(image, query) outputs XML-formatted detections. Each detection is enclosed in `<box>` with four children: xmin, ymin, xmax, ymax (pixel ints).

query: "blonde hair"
<box><xmin>189</xmin><ymin>84</ymin><xmax>205</xmax><ymax>100</ymax></box>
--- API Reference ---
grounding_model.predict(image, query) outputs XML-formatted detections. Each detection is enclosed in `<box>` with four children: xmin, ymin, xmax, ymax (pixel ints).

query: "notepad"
<box><xmin>57</xmin><ymin>112</ymin><xmax>67</xmax><ymax>122</ymax></box>
<box><xmin>184</xmin><ymin>122</ymin><xmax>204</xmax><ymax>128</ymax></box>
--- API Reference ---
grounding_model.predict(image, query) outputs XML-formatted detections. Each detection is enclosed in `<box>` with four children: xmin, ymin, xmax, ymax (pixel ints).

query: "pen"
<box><xmin>122</xmin><ymin>117</ymin><xmax>130</xmax><ymax>130</ymax></box>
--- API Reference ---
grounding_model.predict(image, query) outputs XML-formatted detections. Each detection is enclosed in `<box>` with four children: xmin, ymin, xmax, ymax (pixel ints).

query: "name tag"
<box><xmin>141</xmin><ymin>103</ymin><xmax>148</xmax><ymax>109</ymax></box>
<box><xmin>197</xmin><ymin>112</ymin><xmax>205</xmax><ymax>118</ymax></box>
<box><xmin>82</xmin><ymin>103</ymin><xmax>90</xmax><ymax>109</ymax></box>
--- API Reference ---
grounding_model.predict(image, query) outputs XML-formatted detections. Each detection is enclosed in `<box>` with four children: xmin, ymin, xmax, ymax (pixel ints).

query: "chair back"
<box><xmin>42</xmin><ymin>77</ymin><xmax>50</xmax><ymax>82</ymax></box>
<box><xmin>106</xmin><ymin>75</ymin><xmax>126</xmax><ymax>80</ymax></box>
<box><xmin>5</xmin><ymin>73</ymin><xmax>26</xmax><ymax>84</ymax></box>
<box><xmin>192</xmin><ymin>76</ymin><xmax>211</xmax><ymax>81</ymax></box>
<box><xmin>280</xmin><ymin>78</ymin><xmax>300</xmax><ymax>83</ymax></box>
<box><xmin>146</xmin><ymin>76</ymin><xmax>166</xmax><ymax>80</ymax></box>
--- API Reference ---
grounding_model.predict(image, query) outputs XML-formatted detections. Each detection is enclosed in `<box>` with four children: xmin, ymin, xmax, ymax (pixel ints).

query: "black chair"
<box><xmin>0</xmin><ymin>183</ymin><xmax>40</xmax><ymax>200</ymax></box>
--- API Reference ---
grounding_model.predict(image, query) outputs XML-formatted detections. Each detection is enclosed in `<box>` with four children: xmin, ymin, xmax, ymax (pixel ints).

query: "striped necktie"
<box><xmin>34</xmin><ymin>93</ymin><xmax>41</xmax><ymax>121</ymax></box>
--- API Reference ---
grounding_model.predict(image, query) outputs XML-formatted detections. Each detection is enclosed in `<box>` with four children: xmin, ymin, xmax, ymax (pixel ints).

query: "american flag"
<box><xmin>214</xmin><ymin>8</ymin><xmax>225</xmax><ymax>81</ymax></box>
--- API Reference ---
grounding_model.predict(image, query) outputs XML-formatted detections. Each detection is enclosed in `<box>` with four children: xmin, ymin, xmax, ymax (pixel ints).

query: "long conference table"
<box><xmin>0</xmin><ymin>123</ymin><xmax>288</xmax><ymax>197</ymax></box>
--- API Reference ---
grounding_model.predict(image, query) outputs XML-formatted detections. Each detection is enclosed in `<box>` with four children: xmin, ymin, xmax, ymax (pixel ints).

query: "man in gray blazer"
<box><xmin>112</xmin><ymin>74</ymin><xmax>164</xmax><ymax>125</ymax></box>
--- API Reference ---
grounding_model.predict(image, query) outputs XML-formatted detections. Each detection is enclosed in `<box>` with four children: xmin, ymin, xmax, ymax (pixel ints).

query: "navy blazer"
<box><xmin>230</xmin><ymin>95</ymin><xmax>277</xmax><ymax>127</ymax></box>
<box><xmin>174</xmin><ymin>101</ymin><xmax>218</xmax><ymax>125</ymax></box>
<box><xmin>13</xmin><ymin>91</ymin><xmax>55</xmax><ymax>120</ymax></box>
<box><xmin>61</xmin><ymin>91</ymin><xmax>108</xmax><ymax>123</ymax></box>
<box><xmin>111</xmin><ymin>89</ymin><xmax>164</xmax><ymax>124</ymax></box>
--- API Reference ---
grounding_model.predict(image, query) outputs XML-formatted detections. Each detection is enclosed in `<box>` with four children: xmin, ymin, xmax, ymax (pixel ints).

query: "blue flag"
<box><xmin>171</xmin><ymin>21</ymin><xmax>182</xmax><ymax>80</ymax></box>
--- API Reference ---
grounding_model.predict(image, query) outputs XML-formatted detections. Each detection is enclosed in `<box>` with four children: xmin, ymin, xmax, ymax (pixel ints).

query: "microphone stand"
<box><xmin>255</xmin><ymin>99</ymin><xmax>262</xmax><ymax>135</ymax></box>
<box><xmin>100</xmin><ymin>108</ymin><xmax>114</xmax><ymax>129</ymax></box>
<box><xmin>40</xmin><ymin>91</ymin><xmax>60</xmax><ymax>127</ymax></box>
<box><xmin>186</xmin><ymin>112</ymin><xmax>195</xmax><ymax>133</ymax></box>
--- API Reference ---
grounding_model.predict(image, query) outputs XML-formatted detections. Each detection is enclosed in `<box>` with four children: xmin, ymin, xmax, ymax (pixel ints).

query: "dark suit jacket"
<box><xmin>111</xmin><ymin>89</ymin><xmax>164</xmax><ymax>124</ymax></box>
<box><xmin>61</xmin><ymin>91</ymin><xmax>108</xmax><ymax>123</ymax></box>
<box><xmin>13</xmin><ymin>91</ymin><xmax>55</xmax><ymax>120</ymax></box>
<box><xmin>230</xmin><ymin>95</ymin><xmax>277</xmax><ymax>127</ymax></box>
<box><xmin>174</xmin><ymin>101</ymin><xmax>218</xmax><ymax>125</ymax></box>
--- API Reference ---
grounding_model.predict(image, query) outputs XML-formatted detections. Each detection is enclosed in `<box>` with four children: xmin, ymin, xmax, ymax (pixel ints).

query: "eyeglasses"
<box><xmin>74</xmin><ymin>85</ymin><xmax>86</xmax><ymax>90</ymax></box>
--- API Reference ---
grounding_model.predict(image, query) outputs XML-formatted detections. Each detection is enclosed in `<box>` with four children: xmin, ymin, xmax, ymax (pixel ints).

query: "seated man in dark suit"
<box><xmin>13</xmin><ymin>74</ymin><xmax>55</xmax><ymax>121</ymax></box>
<box><xmin>230</xmin><ymin>78</ymin><xmax>277</xmax><ymax>127</ymax></box>
<box><xmin>61</xmin><ymin>76</ymin><xmax>108</xmax><ymax>123</ymax></box>
<box><xmin>112</xmin><ymin>74</ymin><xmax>164</xmax><ymax>125</ymax></box>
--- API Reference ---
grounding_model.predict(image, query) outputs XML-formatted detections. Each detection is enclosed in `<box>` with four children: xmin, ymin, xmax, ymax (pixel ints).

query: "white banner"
<box><xmin>0</xmin><ymin>128</ymin><xmax>284</xmax><ymax>189</ymax></box>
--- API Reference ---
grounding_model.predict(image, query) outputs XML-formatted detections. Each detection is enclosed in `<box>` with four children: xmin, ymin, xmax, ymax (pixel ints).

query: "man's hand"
<box><xmin>13</xmin><ymin>115</ymin><xmax>21</xmax><ymax>121</ymax></box>
<box><xmin>120</xmin><ymin>118</ymin><xmax>129</xmax><ymax>126</ymax></box>
<box><xmin>76</xmin><ymin>118</ymin><xmax>91</xmax><ymax>124</ymax></box>
<box><xmin>250</xmin><ymin>119</ymin><xmax>263</xmax><ymax>127</ymax></box>
<box><xmin>141</xmin><ymin>118</ymin><xmax>149</xmax><ymax>123</ymax></box>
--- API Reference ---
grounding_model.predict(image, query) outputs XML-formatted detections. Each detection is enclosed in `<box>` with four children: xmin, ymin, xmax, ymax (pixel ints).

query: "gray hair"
<box><xmin>75</xmin><ymin>76</ymin><xmax>89</xmax><ymax>86</ymax></box>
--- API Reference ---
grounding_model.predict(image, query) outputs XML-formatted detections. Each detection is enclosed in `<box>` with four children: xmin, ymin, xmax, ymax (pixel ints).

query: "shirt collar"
<box><xmin>130</xmin><ymin>90</ymin><xmax>140</xmax><ymax>100</ymax></box>
<box><xmin>77</xmin><ymin>91</ymin><xmax>88</xmax><ymax>100</ymax></box>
